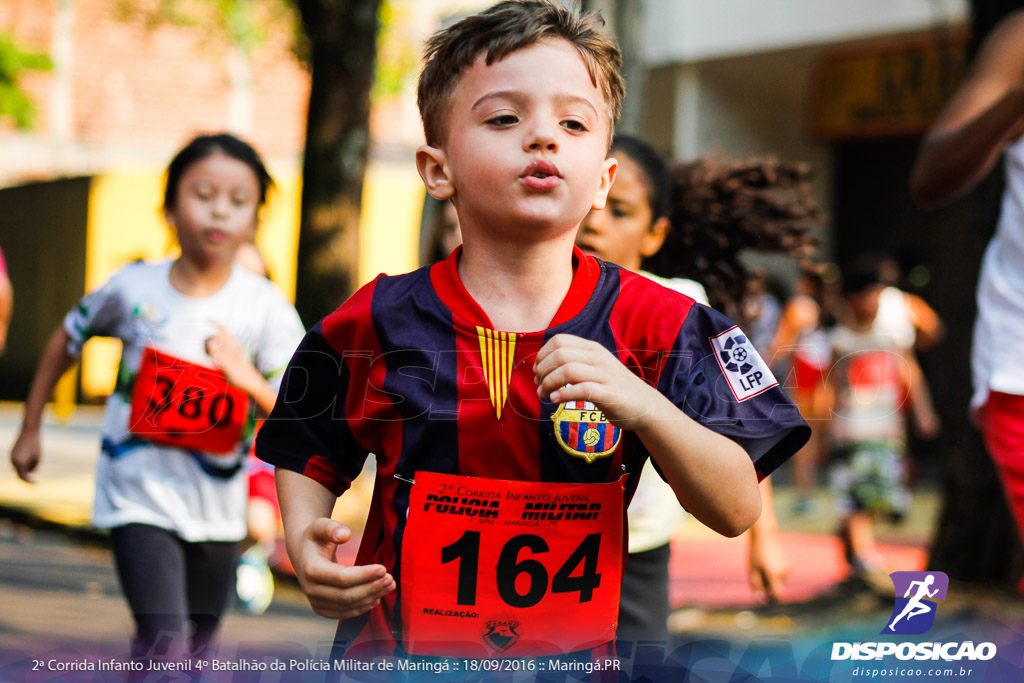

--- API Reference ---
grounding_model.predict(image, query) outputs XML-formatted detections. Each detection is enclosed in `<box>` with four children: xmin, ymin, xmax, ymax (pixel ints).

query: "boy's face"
<box><xmin>847</xmin><ymin>285</ymin><xmax>883</xmax><ymax>325</ymax></box>
<box><xmin>418</xmin><ymin>39</ymin><xmax>616</xmax><ymax>241</ymax></box>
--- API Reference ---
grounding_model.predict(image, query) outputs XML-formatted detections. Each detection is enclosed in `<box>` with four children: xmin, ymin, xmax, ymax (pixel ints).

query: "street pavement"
<box><xmin>0</xmin><ymin>401</ymin><xmax>950</xmax><ymax>680</ymax></box>
<box><xmin>0</xmin><ymin>401</ymin><xmax>935</xmax><ymax>609</ymax></box>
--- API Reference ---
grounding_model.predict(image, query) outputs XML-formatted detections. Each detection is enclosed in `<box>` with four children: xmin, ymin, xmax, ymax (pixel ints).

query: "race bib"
<box><xmin>128</xmin><ymin>347</ymin><xmax>249</xmax><ymax>454</ymax></box>
<box><xmin>401</xmin><ymin>471</ymin><xmax>624</xmax><ymax>658</ymax></box>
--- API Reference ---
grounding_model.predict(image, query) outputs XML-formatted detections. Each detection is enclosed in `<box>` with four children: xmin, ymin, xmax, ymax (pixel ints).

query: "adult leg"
<box><xmin>109</xmin><ymin>524</ymin><xmax>190</xmax><ymax>659</ymax></box>
<box><xmin>184</xmin><ymin>539</ymin><xmax>239</xmax><ymax>655</ymax></box>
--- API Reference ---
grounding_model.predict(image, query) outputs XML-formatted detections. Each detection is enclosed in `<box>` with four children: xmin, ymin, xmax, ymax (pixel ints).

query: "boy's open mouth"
<box><xmin>521</xmin><ymin>160</ymin><xmax>562</xmax><ymax>190</ymax></box>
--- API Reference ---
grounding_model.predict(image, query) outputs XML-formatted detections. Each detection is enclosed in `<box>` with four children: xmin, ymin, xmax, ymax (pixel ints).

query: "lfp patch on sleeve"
<box><xmin>710</xmin><ymin>326</ymin><xmax>778</xmax><ymax>401</ymax></box>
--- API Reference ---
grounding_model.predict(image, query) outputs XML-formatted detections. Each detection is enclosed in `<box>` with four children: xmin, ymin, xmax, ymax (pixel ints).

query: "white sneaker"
<box><xmin>236</xmin><ymin>546</ymin><xmax>275</xmax><ymax>615</ymax></box>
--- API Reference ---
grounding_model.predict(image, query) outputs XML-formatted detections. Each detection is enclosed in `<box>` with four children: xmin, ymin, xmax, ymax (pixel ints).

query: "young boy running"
<box><xmin>257</xmin><ymin>0</ymin><xmax>809</xmax><ymax>661</ymax></box>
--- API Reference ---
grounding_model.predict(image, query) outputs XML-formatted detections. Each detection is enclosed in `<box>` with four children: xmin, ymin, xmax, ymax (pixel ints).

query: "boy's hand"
<box><xmin>294</xmin><ymin>517</ymin><xmax>395</xmax><ymax>620</ymax></box>
<box><xmin>534</xmin><ymin>334</ymin><xmax>659</xmax><ymax>430</ymax></box>
<box><xmin>914</xmin><ymin>406</ymin><xmax>941</xmax><ymax>440</ymax></box>
<box><xmin>10</xmin><ymin>428</ymin><xmax>41</xmax><ymax>483</ymax></box>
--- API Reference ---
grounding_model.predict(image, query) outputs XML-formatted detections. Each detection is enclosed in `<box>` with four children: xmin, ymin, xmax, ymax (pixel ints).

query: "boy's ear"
<box><xmin>591</xmin><ymin>156</ymin><xmax>618</xmax><ymax>210</ymax></box>
<box><xmin>641</xmin><ymin>216</ymin><xmax>671</xmax><ymax>259</ymax></box>
<box><xmin>416</xmin><ymin>145</ymin><xmax>455</xmax><ymax>200</ymax></box>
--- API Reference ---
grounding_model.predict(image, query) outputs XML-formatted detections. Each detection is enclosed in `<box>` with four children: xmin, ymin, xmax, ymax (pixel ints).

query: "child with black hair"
<box><xmin>828</xmin><ymin>257</ymin><xmax>939</xmax><ymax>579</ymax></box>
<box><xmin>10</xmin><ymin>133</ymin><xmax>305</xmax><ymax>659</ymax></box>
<box><xmin>577</xmin><ymin>136</ymin><xmax>796</xmax><ymax>644</ymax></box>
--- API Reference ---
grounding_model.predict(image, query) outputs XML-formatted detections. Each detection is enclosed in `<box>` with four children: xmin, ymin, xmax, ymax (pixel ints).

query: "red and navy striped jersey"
<box><xmin>256</xmin><ymin>246</ymin><xmax>809</xmax><ymax>656</ymax></box>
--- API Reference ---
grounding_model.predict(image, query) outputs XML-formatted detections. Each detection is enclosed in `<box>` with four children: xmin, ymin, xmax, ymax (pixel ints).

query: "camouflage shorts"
<box><xmin>829</xmin><ymin>440</ymin><xmax>909</xmax><ymax>521</ymax></box>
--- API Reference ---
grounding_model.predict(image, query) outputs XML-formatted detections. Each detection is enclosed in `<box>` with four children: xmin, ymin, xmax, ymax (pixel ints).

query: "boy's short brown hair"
<box><xmin>417</xmin><ymin>0</ymin><xmax>624</xmax><ymax>147</ymax></box>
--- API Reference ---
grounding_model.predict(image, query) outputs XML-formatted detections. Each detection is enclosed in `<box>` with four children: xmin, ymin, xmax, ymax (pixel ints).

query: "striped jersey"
<box><xmin>256</xmin><ymin>246</ymin><xmax>809</xmax><ymax>656</ymax></box>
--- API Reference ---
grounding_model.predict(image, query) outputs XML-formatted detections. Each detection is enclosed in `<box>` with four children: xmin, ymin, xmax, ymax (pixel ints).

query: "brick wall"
<box><xmin>0</xmin><ymin>0</ymin><xmax>310</xmax><ymax>182</ymax></box>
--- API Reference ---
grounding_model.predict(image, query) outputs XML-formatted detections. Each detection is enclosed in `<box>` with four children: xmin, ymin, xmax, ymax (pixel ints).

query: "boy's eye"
<box><xmin>487</xmin><ymin>114</ymin><xmax>518</xmax><ymax>127</ymax></box>
<box><xmin>561</xmin><ymin>119</ymin><xmax>588</xmax><ymax>133</ymax></box>
<box><xmin>610</xmin><ymin>206</ymin><xmax>628</xmax><ymax>219</ymax></box>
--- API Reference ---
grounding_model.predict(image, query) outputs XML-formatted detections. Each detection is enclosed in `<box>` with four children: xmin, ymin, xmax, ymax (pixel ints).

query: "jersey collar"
<box><xmin>429</xmin><ymin>244</ymin><xmax>600</xmax><ymax>333</ymax></box>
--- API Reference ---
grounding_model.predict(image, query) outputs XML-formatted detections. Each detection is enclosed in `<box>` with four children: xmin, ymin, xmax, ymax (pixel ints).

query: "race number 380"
<box><xmin>128</xmin><ymin>346</ymin><xmax>248</xmax><ymax>454</ymax></box>
<box><xmin>401</xmin><ymin>471</ymin><xmax>624</xmax><ymax>658</ymax></box>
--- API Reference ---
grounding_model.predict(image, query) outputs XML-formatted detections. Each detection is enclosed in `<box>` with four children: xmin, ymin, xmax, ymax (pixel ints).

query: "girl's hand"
<box><xmin>10</xmin><ymin>428</ymin><xmax>41</xmax><ymax>483</ymax></box>
<box><xmin>205</xmin><ymin>322</ymin><xmax>261</xmax><ymax>394</ymax></box>
<box><xmin>295</xmin><ymin>517</ymin><xmax>396</xmax><ymax>619</ymax></box>
<box><xmin>748</xmin><ymin>529</ymin><xmax>791</xmax><ymax>603</ymax></box>
<box><xmin>533</xmin><ymin>334</ymin><xmax>659</xmax><ymax>430</ymax></box>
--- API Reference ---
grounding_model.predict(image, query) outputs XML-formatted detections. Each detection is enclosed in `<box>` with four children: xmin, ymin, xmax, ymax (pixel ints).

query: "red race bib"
<box><xmin>128</xmin><ymin>347</ymin><xmax>249</xmax><ymax>454</ymax></box>
<box><xmin>400</xmin><ymin>471</ymin><xmax>624</xmax><ymax>658</ymax></box>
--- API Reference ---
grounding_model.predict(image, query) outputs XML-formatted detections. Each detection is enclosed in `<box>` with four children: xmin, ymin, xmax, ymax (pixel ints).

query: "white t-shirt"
<box><xmin>972</xmin><ymin>136</ymin><xmax>1024</xmax><ymax>410</ymax></box>
<box><xmin>64</xmin><ymin>260</ymin><xmax>305</xmax><ymax>541</ymax></box>
<box><xmin>627</xmin><ymin>273</ymin><xmax>708</xmax><ymax>553</ymax></box>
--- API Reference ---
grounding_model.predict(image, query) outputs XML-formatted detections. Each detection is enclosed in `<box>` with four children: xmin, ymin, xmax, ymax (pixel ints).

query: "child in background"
<box><xmin>257</xmin><ymin>0</ymin><xmax>808</xmax><ymax>661</ymax></box>
<box><xmin>10</xmin><ymin>133</ymin><xmax>305</xmax><ymax>659</ymax></box>
<box><xmin>828</xmin><ymin>258</ymin><xmax>939</xmax><ymax>579</ymax></box>
<box><xmin>576</xmin><ymin>135</ymin><xmax>796</xmax><ymax>643</ymax></box>
<box><xmin>770</xmin><ymin>267</ymin><xmax>839</xmax><ymax>516</ymax></box>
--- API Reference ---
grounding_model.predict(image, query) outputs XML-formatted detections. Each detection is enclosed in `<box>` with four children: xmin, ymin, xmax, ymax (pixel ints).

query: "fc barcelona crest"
<box><xmin>482</xmin><ymin>620</ymin><xmax>520</xmax><ymax>653</ymax></box>
<box><xmin>551</xmin><ymin>400</ymin><xmax>621</xmax><ymax>464</ymax></box>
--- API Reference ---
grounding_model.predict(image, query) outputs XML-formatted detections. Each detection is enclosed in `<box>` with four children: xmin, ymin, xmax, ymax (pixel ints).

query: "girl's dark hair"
<box><xmin>163</xmin><ymin>133</ymin><xmax>274</xmax><ymax>212</ymax></box>
<box><xmin>644</xmin><ymin>156</ymin><xmax>823</xmax><ymax>323</ymax></box>
<box><xmin>609</xmin><ymin>134</ymin><xmax>671</xmax><ymax>220</ymax></box>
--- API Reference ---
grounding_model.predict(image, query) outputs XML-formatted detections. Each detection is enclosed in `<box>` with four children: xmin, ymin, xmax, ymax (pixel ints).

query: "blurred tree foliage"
<box><xmin>0</xmin><ymin>34</ymin><xmax>52</xmax><ymax>129</ymax></box>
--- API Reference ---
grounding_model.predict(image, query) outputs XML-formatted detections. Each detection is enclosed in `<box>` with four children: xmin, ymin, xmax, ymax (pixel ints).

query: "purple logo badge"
<box><xmin>882</xmin><ymin>571</ymin><xmax>949</xmax><ymax>635</ymax></box>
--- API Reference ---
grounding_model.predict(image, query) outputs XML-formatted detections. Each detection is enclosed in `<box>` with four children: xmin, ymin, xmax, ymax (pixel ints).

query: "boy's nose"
<box><xmin>523</xmin><ymin>123</ymin><xmax>558</xmax><ymax>153</ymax></box>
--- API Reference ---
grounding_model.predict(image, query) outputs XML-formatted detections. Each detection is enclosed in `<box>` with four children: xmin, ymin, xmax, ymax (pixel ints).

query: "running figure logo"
<box><xmin>882</xmin><ymin>571</ymin><xmax>949</xmax><ymax>635</ymax></box>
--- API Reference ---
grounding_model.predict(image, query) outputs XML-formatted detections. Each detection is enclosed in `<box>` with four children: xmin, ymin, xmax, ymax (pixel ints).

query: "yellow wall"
<box><xmin>358</xmin><ymin>161</ymin><xmax>426</xmax><ymax>285</ymax></box>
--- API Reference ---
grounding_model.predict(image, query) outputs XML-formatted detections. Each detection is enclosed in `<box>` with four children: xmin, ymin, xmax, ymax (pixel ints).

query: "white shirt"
<box><xmin>627</xmin><ymin>273</ymin><xmax>708</xmax><ymax>552</ymax></box>
<box><xmin>972</xmin><ymin>136</ymin><xmax>1024</xmax><ymax>410</ymax></box>
<box><xmin>65</xmin><ymin>260</ymin><xmax>305</xmax><ymax>541</ymax></box>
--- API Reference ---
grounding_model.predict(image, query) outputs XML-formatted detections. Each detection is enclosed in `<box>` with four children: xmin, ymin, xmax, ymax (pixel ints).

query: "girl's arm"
<box><xmin>0</xmin><ymin>271</ymin><xmax>12</xmax><ymax>355</ymax></box>
<box><xmin>10</xmin><ymin>326</ymin><xmax>76</xmax><ymax>482</ymax></box>
<box><xmin>747</xmin><ymin>478</ymin><xmax>791</xmax><ymax>602</ymax></box>
<box><xmin>205</xmin><ymin>322</ymin><xmax>278</xmax><ymax>415</ymax></box>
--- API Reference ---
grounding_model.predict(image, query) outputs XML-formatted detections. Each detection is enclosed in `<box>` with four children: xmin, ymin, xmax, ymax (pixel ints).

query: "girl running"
<box><xmin>576</xmin><ymin>136</ymin><xmax>821</xmax><ymax>641</ymax></box>
<box><xmin>9</xmin><ymin>133</ymin><xmax>305</xmax><ymax>660</ymax></box>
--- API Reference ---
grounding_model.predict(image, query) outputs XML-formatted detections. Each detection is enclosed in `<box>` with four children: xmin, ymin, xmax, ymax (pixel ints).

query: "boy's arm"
<box><xmin>535</xmin><ymin>334</ymin><xmax>761</xmax><ymax>537</ymax></box>
<box><xmin>276</xmin><ymin>468</ymin><xmax>395</xmax><ymax>619</ymax></box>
<box><xmin>910</xmin><ymin>11</ymin><xmax>1024</xmax><ymax>207</ymax></box>
<box><xmin>905</xmin><ymin>293</ymin><xmax>945</xmax><ymax>351</ymax></box>
<box><xmin>11</xmin><ymin>326</ymin><xmax>76</xmax><ymax>482</ymax></box>
<box><xmin>903</xmin><ymin>349</ymin><xmax>940</xmax><ymax>439</ymax></box>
